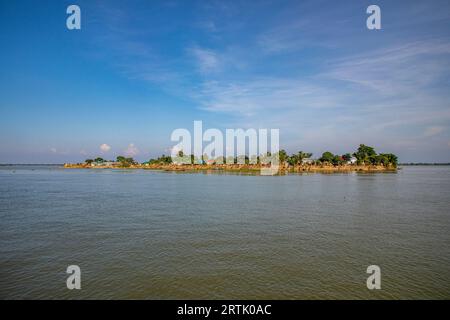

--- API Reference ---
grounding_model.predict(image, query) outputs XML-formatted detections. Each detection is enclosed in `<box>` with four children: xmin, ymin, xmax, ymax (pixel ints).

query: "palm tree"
<box><xmin>279</xmin><ymin>150</ymin><xmax>288</xmax><ymax>163</ymax></box>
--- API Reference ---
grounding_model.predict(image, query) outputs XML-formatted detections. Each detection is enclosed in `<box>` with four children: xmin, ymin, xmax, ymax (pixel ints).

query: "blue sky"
<box><xmin>0</xmin><ymin>0</ymin><xmax>449</xmax><ymax>163</ymax></box>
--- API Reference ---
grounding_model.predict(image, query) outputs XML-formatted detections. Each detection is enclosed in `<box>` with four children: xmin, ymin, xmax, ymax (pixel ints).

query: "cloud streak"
<box><xmin>100</xmin><ymin>143</ymin><xmax>111</xmax><ymax>153</ymax></box>
<box><xmin>83</xmin><ymin>1</ymin><xmax>450</xmax><ymax>162</ymax></box>
<box><xmin>124</xmin><ymin>143</ymin><xmax>139</xmax><ymax>157</ymax></box>
<box><xmin>189</xmin><ymin>46</ymin><xmax>221</xmax><ymax>74</ymax></box>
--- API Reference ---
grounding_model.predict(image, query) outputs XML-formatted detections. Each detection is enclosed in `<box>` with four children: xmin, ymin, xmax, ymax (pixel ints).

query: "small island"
<box><xmin>64</xmin><ymin>144</ymin><xmax>398</xmax><ymax>173</ymax></box>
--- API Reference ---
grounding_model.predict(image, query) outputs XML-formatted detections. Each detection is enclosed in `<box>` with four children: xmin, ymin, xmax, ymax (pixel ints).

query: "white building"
<box><xmin>302</xmin><ymin>158</ymin><xmax>314</xmax><ymax>165</ymax></box>
<box><xmin>91</xmin><ymin>161</ymin><xmax>117</xmax><ymax>167</ymax></box>
<box><xmin>348</xmin><ymin>156</ymin><xmax>357</xmax><ymax>165</ymax></box>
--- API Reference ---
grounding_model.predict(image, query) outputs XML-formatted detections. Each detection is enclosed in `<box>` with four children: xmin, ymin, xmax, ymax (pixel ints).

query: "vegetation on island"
<box><xmin>83</xmin><ymin>156</ymin><xmax>137</xmax><ymax>167</ymax></box>
<box><xmin>142</xmin><ymin>144</ymin><xmax>397</xmax><ymax>167</ymax></box>
<box><xmin>352</xmin><ymin>144</ymin><xmax>398</xmax><ymax>166</ymax></box>
<box><xmin>75</xmin><ymin>144</ymin><xmax>397</xmax><ymax>171</ymax></box>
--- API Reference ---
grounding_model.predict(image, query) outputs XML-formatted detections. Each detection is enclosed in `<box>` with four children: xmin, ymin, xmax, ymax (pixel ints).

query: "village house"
<box><xmin>348</xmin><ymin>156</ymin><xmax>357</xmax><ymax>165</ymax></box>
<box><xmin>91</xmin><ymin>161</ymin><xmax>117</xmax><ymax>167</ymax></box>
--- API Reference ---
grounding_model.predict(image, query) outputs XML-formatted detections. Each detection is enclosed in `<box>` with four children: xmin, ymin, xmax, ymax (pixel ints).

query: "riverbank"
<box><xmin>63</xmin><ymin>163</ymin><xmax>397</xmax><ymax>173</ymax></box>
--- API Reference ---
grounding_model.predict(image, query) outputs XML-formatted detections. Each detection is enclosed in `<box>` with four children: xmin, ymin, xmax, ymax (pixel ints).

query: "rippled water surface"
<box><xmin>0</xmin><ymin>165</ymin><xmax>449</xmax><ymax>299</ymax></box>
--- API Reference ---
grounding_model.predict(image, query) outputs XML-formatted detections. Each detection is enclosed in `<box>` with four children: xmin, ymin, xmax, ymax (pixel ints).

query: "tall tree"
<box><xmin>332</xmin><ymin>155</ymin><xmax>344</xmax><ymax>165</ymax></box>
<box><xmin>353</xmin><ymin>144</ymin><xmax>376</xmax><ymax>164</ymax></box>
<box><xmin>320</xmin><ymin>151</ymin><xmax>335</xmax><ymax>163</ymax></box>
<box><xmin>279</xmin><ymin>150</ymin><xmax>288</xmax><ymax>163</ymax></box>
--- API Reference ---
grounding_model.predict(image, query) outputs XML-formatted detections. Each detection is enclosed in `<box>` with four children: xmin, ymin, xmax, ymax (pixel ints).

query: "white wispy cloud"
<box><xmin>424</xmin><ymin>126</ymin><xmax>446</xmax><ymax>137</ymax></box>
<box><xmin>99</xmin><ymin>143</ymin><xmax>111</xmax><ymax>153</ymax></box>
<box><xmin>189</xmin><ymin>46</ymin><xmax>221</xmax><ymax>74</ymax></box>
<box><xmin>324</xmin><ymin>40</ymin><xmax>450</xmax><ymax>96</ymax></box>
<box><xmin>49</xmin><ymin>147</ymin><xmax>69</xmax><ymax>155</ymax></box>
<box><xmin>124</xmin><ymin>143</ymin><xmax>139</xmax><ymax>157</ymax></box>
<box><xmin>196</xmin><ymin>39</ymin><xmax>450</xmax><ymax>122</ymax></box>
<box><xmin>189</xmin><ymin>37</ymin><xmax>450</xmax><ymax>159</ymax></box>
<box><xmin>257</xmin><ymin>19</ymin><xmax>313</xmax><ymax>54</ymax></box>
<box><xmin>85</xmin><ymin>1</ymin><xmax>450</xmax><ymax>161</ymax></box>
<box><xmin>195</xmin><ymin>78</ymin><xmax>344</xmax><ymax>115</ymax></box>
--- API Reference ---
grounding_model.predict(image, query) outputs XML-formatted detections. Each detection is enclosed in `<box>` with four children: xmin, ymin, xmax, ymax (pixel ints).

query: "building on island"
<box><xmin>91</xmin><ymin>161</ymin><xmax>118</xmax><ymax>167</ymax></box>
<box><xmin>302</xmin><ymin>158</ymin><xmax>314</xmax><ymax>165</ymax></box>
<box><xmin>347</xmin><ymin>156</ymin><xmax>357</xmax><ymax>165</ymax></box>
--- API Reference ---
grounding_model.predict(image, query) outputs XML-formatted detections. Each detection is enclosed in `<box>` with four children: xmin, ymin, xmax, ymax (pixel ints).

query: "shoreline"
<box><xmin>63</xmin><ymin>163</ymin><xmax>397</xmax><ymax>173</ymax></box>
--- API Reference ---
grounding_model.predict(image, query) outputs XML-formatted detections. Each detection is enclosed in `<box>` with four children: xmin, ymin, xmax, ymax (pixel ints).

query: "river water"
<box><xmin>0</xmin><ymin>165</ymin><xmax>449</xmax><ymax>299</ymax></box>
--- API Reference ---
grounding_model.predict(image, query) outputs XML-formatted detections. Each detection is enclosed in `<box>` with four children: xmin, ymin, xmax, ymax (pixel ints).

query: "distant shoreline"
<box><xmin>62</xmin><ymin>163</ymin><xmax>399</xmax><ymax>173</ymax></box>
<box><xmin>2</xmin><ymin>163</ymin><xmax>448</xmax><ymax>167</ymax></box>
<box><xmin>0</xmin><ymin>164</ymin><xmax>63</xmax><ymax>166</ymax></box>
<box><xmin>399</xmin><ymin>163</ymin><xmax>450</xmax><ymax>166</ymax></box>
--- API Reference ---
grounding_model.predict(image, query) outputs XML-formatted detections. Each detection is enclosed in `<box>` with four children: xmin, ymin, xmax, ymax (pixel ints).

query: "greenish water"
<box><xmin>0</xmin><ymin>165</ymin><xmax>449</xmax><ymax>299</ymax></box>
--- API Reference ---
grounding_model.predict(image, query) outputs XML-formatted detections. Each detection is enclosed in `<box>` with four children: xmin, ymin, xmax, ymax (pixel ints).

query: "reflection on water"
<box><xmin>0</xmin><ymin>165</ymin><xmax>449</xmax><ymax>299</ymax></box>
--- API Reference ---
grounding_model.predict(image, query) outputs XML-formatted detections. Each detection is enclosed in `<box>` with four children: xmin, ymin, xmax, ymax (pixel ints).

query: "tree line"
<box><xmin>84</xmin><ymin>156</ymin><xmax>137</xmax><ymax>167</ymax></box>
<box><xmin>85</xmin><ymin>144</ymin><xmax>397</xmax><ymax>167</ymax></box>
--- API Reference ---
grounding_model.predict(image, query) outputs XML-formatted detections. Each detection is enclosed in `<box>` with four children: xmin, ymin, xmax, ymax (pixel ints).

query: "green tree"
<box><xmin>298</xmin><ymin>151</ymin><xmax>312</xmax><ymax>160</ymax></box>
<box><xmin>332</xmin><ymin>155</ymin><xmax>344</xmax><ymax>165</ymax></box>
<box><xmin>320</xmin><ymin>151</ymin><xmax>335</xmax><ymax>163</ymax></box>
<box><xmin>342</xmin><ymin>153</ymin><xmax>352</xmax><ymax>162</ymax></box>
<box><xmin>380</xmin><ymin>153</ymin><xmax>398</xmax><ymax>167</ymax></box>
<box><xmin>287</xmin><ymin>151</ymin><xmax>312</xmax><ymax>166</ymax></box>
<box><xmin>158</xmin><ymin>154</ymin><xmax>172</xmax><ymax>164</ymax></box>
<box><xmin>287</xmin><ymin>153</ymin><xmax>299</xmax><ymax>166</ymax></box>
<box><xmin>368</xmin><ymin>155</ymin><xmax>381</xmax><ymax>165</ymax></box>
<box><xmin>94</xmin><ymin>157</ymin><xmax>104</xmax><ymax>163</ymax></box>
<box><xmin>388</xmin><ymin>154</ymin><xmax>398</xmax><ymax>167</ymax></box>
<box><xmin>116</xmin><ymin>156</ymin><xmax>135</xmax><ymax>167</ymax></box>
<box><xmin>298</xmin><ymin>151</ymin><xmax>312</xmax><ymax>165</ymax></box>
<box><xmin>353</xmin><ymin>144</ymin><xmax>376</xmax><ymax>164</ymax></box>
<box><xmin>85</xmin><ymin>159</ymin><xmax>94</xmax><ymax>164</ymax></box>
<box><xmin>279</xmin><ymin>150</ymin><xmax>288</xmax><ymax>163</ymax></box>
